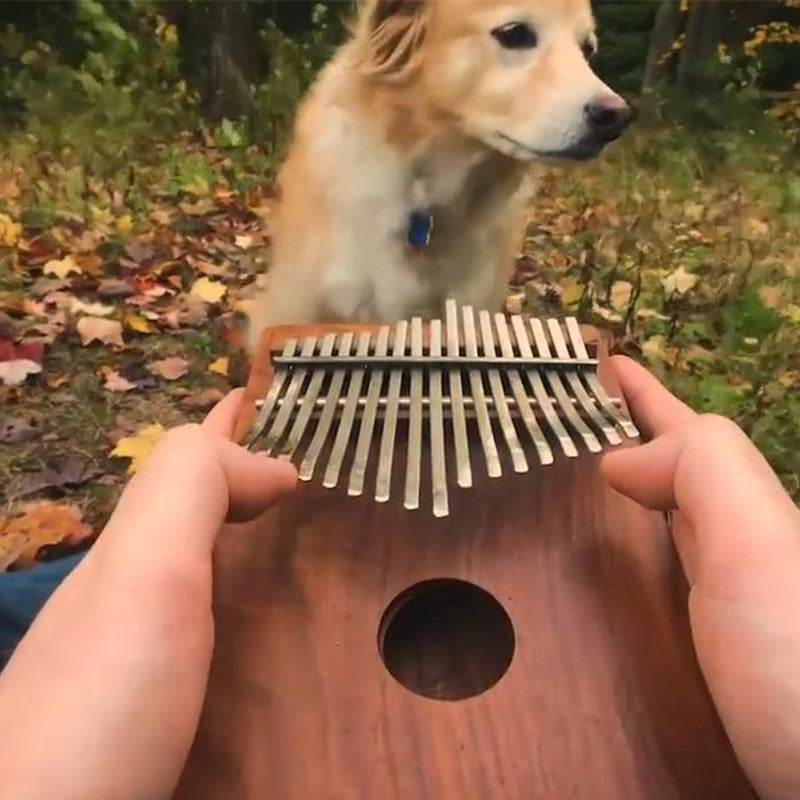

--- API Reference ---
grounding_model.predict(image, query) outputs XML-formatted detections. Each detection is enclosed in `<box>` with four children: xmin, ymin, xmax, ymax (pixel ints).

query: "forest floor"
<box><xmin>1</xmin><ymin>122</ymin><xmax>799</xmax><ymax>570</ymax></box>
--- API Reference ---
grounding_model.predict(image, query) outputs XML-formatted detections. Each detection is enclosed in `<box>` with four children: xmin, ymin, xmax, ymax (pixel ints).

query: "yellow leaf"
<box><xmin>110</xmin><ymin>424</ymin><xmax>165</xmax><ymax>474</ymax></box>
<box><xmin>235</xmin><ymin>234</ymin><xmax>254</xmax><ymax>250</ymax></box>
<box><xmin>43</xmin><ymin>254</ymin><xmax>81</xmax><ymax>279</ymax></box>
<box><xmin>610</xmin><ymin>280</ymin><xmax>633</xmax><ymax>311</ymax></box>
<box><xmin>783</xmin><ymin>304</ymin><xmax>800</xmax><ymax>323</ymax></box>
<box><xmin>125</xmin><ymin>313</ymin><xmax>153</xmax><ymax>334</ymax></box>
<box><xmin>207</xmin><ymin>357</ymin><xmax>229</xmax><ymax>376</ymax></box>
<box><xmin>191</xmin><ymin>277</ymin><xmax>227</xmax><ymax>304</ymax></box>
<box><xmin>0</xmin><ymin>212</ymin><xmax>21</xmax><ymax>247</ymax></box>
<box><xmin>116</xmin><ymin>214</ymin><xmax>133</xmax><ymax>234</ymax></box>
<box><xmin>662</xmin><ymin>266</ymin><xmax>698</xmax><ymax>296</ymax></box>
<box><xmin>561</xmin><ymin>280</ymin><xmax>583</xmax><ymax>307</ymax></box>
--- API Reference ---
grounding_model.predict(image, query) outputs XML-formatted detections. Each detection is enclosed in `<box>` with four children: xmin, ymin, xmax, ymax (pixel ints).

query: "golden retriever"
<box><xmin>249</xmin><ymin>0</ymin><xmax>630</xmax><ymax>342</ymax></box>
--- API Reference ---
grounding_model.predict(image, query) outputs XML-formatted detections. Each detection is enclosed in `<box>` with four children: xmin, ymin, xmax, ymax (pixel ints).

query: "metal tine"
<box><xmin>348</xmin><ymin>326</ymin><xmax>391</xmax><ymax>497</ymax></box>
<box><xmin>376</xmin><ymin>321</ymin><xmax>408</xmax><ymax>503</ymax></box>
<box><xmin>445</xmin><ymin>300</ymin><xmax>471</xmax><ymax>488</ymax></box>
<box><xmin>529</xmin><ymin>319</ymin><xmax>602</xmax><ymax>453</ymax></box>
<box><xmin>511</xmin><ymin>317</ymin><xmax>578</xmax><ymax>458</ymax></box>
<box><xmin>546</xmin><ymin>319</ymin><xmax>622</xmax><ymax>446</ymax></box>
<box><xmin>404</xmin><ymin>317</ymin><xmax>424</xmax><ymax>511</ymax></box>
<box><xmin>243</xmin><ymin>339</ymin><xmax>297</xmax><ymax>449</ymax></box>
<box><xmin>428</xmin><ymin>319</ymin><xmax>449</xmax><ymax>517</ymax></box>
<box><xmin>564</xmin><ymin>317</ymin><xmax>639</xmax><ymax>439</ymax></box>
<box><xmin>494</xmin><ymin>313</ymin><xmax>553</xmax><ymax>466</ymax></box>
<box><xmin>283</xmin><ymin>334</ymin><xmax>337</xmax><ymax>458</ymax></box>
<box><xmin>298</xmin><ymin>333</ymin><xmax>354</xmax><ymax>481</ymax></box>
<box><xmin>323</xmin><ymin>331</ymin><xmax>372</xmax><ymax>489</ymax></box>
<box><xmin>478</xmin><ymin>310</ymin><xmax>527</xmax><ymax>473</ymax></box>
<box><xmin>263</xmin><ymin>336</ymin><xmax>317</xmax><ymax>454</ymax></box>
<box><xmin>463</xmin><ymin>306</ymin><xmax>502</xmax><ymax>478</ymax></box>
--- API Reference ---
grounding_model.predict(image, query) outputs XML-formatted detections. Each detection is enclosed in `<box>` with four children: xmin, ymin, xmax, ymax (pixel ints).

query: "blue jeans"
<box><xmin>0</xmin><ymin>553</ymin><xmax>85</xmax><ymax>669</ymax></box>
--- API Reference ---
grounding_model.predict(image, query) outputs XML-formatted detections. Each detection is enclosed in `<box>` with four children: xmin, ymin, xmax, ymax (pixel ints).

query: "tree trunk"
<box><xmin>676</xmin><ymin>0</ymin><xmax>728</xmax><ymax>91</ymax></box>
<box><xmin>642</xmin><ymin>0</ymin><xmax>685</xmax><ymax>91</ymax></box>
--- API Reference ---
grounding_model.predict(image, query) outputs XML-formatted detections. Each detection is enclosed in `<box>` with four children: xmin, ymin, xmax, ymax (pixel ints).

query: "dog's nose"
<box><xmin>584</xmin><ymin>96</ymin><xmax>632</xmax><ymax>142</ymax></box>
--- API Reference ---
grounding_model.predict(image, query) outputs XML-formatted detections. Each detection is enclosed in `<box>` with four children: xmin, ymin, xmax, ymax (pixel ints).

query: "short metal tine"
<box><xmin>376</xmin><ymin>321</ymin><xmax>407</xmax><ymax>502</ymax></box>
<box><xmin>242</xmin><ymin>339</ymin><xmax>297</xmax><ymax>449</ymax></box>
<box><xmin>547</xmin><ymin>319</ymin><xmax>621</xmax><ymax>446</ymax></box>
<box><xmin>283</xmin><ymin>334</ymin><xmax>336</xmax><ymax>458</ymax></box>
<box><xmin>428</xmin><ymin>319</ymin><xmax>449</xmax><ymax>517</ymax></box>
<box><xmin>445</xmin><ymin>300</ymin><xmax>471</xmax><ymax>488</ymax></box>
<box><xmin>511</xmin><ymin>317</ymin><xmax>578</xmax><ymax>458</ymax></box>
<box><xmin>404</xmin><ymin>317</ymin><xmax>424</xmax><ymax>511</ymax></box>
<box><xmin>529</xmin><ymin>319</ymin><xmax>601</xmax><ymax>453</ymax></box>
<box><xmin>299</xmin><ymin>333</ymin><xmax>354</xmax><ymax>481</ymax></box>
<box><xmin>463</xmin><ymin>306</ymin><xmax>501</xmax><ymax>478</ymax></box>
<box><xmin>479</xmin><ymin>310</ymin><xmax>527</xmax><ymax>473</ymax></box>
<box><xmin>349</xmin><ymin>326</ymin><xmax>390</xmax><ymax>497</ymax></box>
<box><xmin>323</xmin><ymin>331</ymin><xmax>371</xmax><ymax>489</ymax></box>
<box><xmin>565</xmin><ymin>317</ymin><xmax>639</xmax><ymax>439</ymax></box>
<box><xmin>263</xmin><ymin>336</ymin><xmax>317</xmax><ymax>454</ymax></box>
<box><xmin>494</xmin><ymin>313</ymin><xmax>553</xmax><ymax>465</ymax></box>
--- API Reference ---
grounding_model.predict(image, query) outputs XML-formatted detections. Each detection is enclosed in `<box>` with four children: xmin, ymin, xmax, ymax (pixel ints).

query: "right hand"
<box><xmin>602</xmin><ymin>356</ymin><xmax>800</xmax><ymax>800</ymax></box>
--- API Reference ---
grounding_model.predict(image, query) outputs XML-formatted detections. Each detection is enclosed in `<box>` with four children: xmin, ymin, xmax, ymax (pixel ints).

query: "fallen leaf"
<box><xmin>15</xmin><ymin>456</ymin><xmax>102</xmax><ymax>498</ymax></box>
<box><xmin>610</xmin><ymin>280</ymin><xmax>634</xmax><ymax>311</ymax></box>
<box><xmin>70</xmin><ymin>298</ymin><xmax>115</xmax><ymax>317</ymax></box>
<box><xmin>124</xmin><ymin>313</ymin><xmax>154</xmax><ymax>334</ymax></box>
<box><xmin>0</xmin><ymin>416</ymin><xmax>42</xmax><ymax>445</ymax></box>
<box><xmin>43</xmin><ymin>254</ymin><xmax>81</xmax><ymax>279</ymax></box>
<box><xmin>191</xmin><ymin>277</ymin><xmax>227</xmax><ymax>304</ymax></box>
<box><xmin>148</xmin><ymin>356</ymin><xmax>189</xmax><ymax>381</ymax></box>
<box><xmin>163</xmin><ymin>294</ymin><xmax>208</xmax><ymax>328</ymax></box>
<box><xmin>0</xmin><ymin>212</ymin><xmax>21</xmax><ymax>247</ymax></box>
<box><xmin>179</xmin><ymin>198</ymin><xmax>214</xmax><ymax>216</ymax></box>
<box><xmin>97</xmin><ymin>278</ymin><xmax>135</xmax><ymax>299</ymax></box>
<box><xmin>99</xmin><ymin>365</ymin><xmax>137</xmax><ymax>393</ymax></box>
<box><xmin>116</xmin><ymin>214</ymin><xmax>133</xmax><ymax>234</ymax></box>
<box><xmin>76</xmin><ymin>316</ymin><xmax>125</xmax><ymax>347</ymax></box>
<box><xmin>778</xmin><ymin>371</ymin><xmax>798</xmax><ymax>388</ymax></box>
<box><xmin>504</xmin><ymin>292</ymin><xmax>525</xmax><ymax>315</ymax></box>
<box><xmin>0</xmin><ymin>501</ymin><xmax>93</xmax><ymax>570</ymax></box>
<box><xmin>178</xmin><ymin>387</ymin><xmax>225</xmax><ymax>411</ymax></box>
<box><xmin>642</xmin><ymin>335</ymin><xmax>666</xmax><ymax>363</ymax></box>
<box><xmin>30</xmin><ymin>277</ymin><xmax>70</xmax><ymax>298</ymax></box>
<box><xmin>124</xmin><ymin>239</ymin><xmax>155</xmax><ymax>264</ymax></box>
<box><xmin>758</xmin><ymin>285</ymin><xmax>783</xmax><ymax>310</ymax></box>
<box><xmin>207</xmin><ymin>356</ymin><xmax>229</xmax><ymax>376</ymax></box>
<box><xmin>235</xmin><ymin>234</ymin><xmax>254</xmax><ymax>249</ymax></box>
<box><xmin>0</xmin><ymin>359</ymin><xmax>41</xmax><ymax>386</ymax></box>
<box><xmin>662</xmin><ymin>266</ymin><xmax>699</xmax><ymax>296</ymax></box>
<box><xmin>110</xmin><ymin>423</ymin><xmax>165</xmax><ymax>474</ymax></box>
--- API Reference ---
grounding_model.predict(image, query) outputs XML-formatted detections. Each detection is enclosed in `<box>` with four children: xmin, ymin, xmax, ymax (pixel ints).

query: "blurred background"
<box><xmin>0</xmin><ymin>1</ymin><xmax>798</xmax><ymax>569</ymax></box>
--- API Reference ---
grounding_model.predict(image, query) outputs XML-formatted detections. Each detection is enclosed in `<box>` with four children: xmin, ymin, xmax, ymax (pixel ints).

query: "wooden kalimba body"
<box><xmin>175</xmin><ymin>301</ymin><xmax>755</xmax><ymax>799</ymax></box>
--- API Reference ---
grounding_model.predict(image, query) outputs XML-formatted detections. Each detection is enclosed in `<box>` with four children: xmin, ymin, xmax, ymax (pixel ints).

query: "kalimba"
<box><xmin>175</xmin><ymin>301</ymin><xmax>755</xmax><ymax>799</ymax></box>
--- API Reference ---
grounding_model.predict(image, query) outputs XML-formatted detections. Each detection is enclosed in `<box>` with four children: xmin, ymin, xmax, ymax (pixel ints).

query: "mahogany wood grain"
<box><xmin>175</xmin><ymin>322</ymin><xmax>756</xmax><ymax>800</ymax></box>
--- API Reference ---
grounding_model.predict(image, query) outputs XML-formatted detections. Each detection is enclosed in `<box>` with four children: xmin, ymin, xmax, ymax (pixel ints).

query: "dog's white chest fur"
<box><xmin>249</xmin><ymin>57</ymin><xmax>532</xmax><ymax>337</ymax></box>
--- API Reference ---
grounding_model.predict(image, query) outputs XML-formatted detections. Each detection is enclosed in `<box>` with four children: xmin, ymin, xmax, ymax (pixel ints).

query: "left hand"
<box><xmin>0</xmin><ymin>389</ymin><xmax>297</xmax><ymax>800</ymax></box>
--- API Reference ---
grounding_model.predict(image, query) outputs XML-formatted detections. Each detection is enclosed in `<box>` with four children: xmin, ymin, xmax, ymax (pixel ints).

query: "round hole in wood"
<box><xmin>378</xmin><ymin>579</ymin><xmax>515</xmax><ymax>701</ymax></box>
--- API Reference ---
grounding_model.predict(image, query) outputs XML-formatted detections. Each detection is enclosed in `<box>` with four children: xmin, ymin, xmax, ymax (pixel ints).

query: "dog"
<box><xmin>248</xmin><ymin>0</ymin><xmax>631</xmax><ymax>344</ymax></box>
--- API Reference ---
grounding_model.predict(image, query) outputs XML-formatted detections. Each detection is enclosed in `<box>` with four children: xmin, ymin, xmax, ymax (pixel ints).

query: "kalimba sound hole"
<box><xmin>378</xmin><ymin>579</ymin><xmax>515</xmax><ymax>701</ymax></box>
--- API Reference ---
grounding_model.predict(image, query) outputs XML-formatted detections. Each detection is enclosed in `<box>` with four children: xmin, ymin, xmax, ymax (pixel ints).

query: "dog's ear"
<box><xmin>355</xmin><ymin>0</ymin><xmax>428</xmax><ymax>83</ymax></box>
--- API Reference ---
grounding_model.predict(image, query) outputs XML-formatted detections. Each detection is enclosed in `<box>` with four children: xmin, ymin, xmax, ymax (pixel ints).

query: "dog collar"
<box><xmin>407</xmin><ymin>210</ymin><xmax>433</xmax><ymax>250</ymax></box>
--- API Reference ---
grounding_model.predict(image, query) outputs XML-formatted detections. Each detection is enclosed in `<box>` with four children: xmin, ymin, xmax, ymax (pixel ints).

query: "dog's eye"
<box><xmin>581</xmin><ymin>40</ymin><xmax>596</xmax><ymax>60</ymax></box>
<box><xmin>491</xmin><ymin>22</ymin><xmax>538</xmax><ymax>50</ymax></box>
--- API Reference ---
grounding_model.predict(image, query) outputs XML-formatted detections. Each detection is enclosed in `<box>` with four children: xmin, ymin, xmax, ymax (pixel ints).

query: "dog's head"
<box><xmin>355</xmin><ymin>0</ymin><xmax>631</xmax><ymax>161</ymax></box>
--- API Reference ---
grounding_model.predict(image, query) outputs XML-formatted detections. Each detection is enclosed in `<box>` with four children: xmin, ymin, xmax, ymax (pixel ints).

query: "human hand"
<box><xmin>0</xmin><ymin>389</ymin><xmax>297</xmax><ymax>800</ymax></box>
<box><xmin>602</xmin><ymin>356</ymin><xmax>800</xmax><ymax>800</ymax></box>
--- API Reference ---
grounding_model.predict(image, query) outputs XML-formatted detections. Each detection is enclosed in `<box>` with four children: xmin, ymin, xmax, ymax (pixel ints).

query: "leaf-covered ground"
<box><xmin>1</xmin><ymin>123</ymin><xmax>799</xmax><ymax>569</ymax></box>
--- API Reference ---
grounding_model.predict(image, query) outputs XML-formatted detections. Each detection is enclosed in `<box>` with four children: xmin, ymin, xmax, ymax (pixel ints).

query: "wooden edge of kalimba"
<box><xmin>231</xmin><ymin>318</ymin><xmax>631</xmax><ymax>447</ymax></box>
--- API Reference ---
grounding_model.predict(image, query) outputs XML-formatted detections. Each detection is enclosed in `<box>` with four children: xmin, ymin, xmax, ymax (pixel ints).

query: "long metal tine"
<box><xmin>494</xmin><ymin>313</ymin><xmax>553</xmax><ymax>466</ymax></box>
<box><xmin>323</xmin><ymin>331</ymin><xmax>372</xmax><ymax>488</ymax></box>
<box><xmin>463</xmin><ymin>306</ymin><xmax>501</xmax><ymax>478</ymax></box>
<box><xmin>479</xmin><ymin>310</ymin><xmax>527</xmax><ymax>473</ymax></box>
<box><xmin>511</xmin><ymin>317</ymin><xmax>578</xmax><ymax>458</ymax></box>
<box><xmin>283</xmin><ymin>334</ymin><xmax>336</xmax><ymax>458</ymax></box>
<box><xmin>529</xmin><ymin>319</ymin><xmax>602</xmax><ymax>453</ymax></box>
<box><xmin>445</xmin><ymin>300</ymin><xmax>471</xmax><ymax>488</ymax></box>
<box><xmin>565</xmin><ymin>317</ymin><xmax>639</xmax><ymax>439</ymax></box>
<box><xmin>298</xmin><ymin>333</ymin><xmax>354</xmax><ymax>481</ymax></box>
<box><xmin>428</xmin><ymin>319</ymin><xmax>448</xmax><ymax>517</ymax></box>
<box><xmin>547</xmin><ymin>319</ymin><xmax>621</xmax><ymax>446</ymax></box>
<box><xmin>348</xmin><ymin>326</ymin><xmax>390</xmax><ymax>497</ymax></box>
<box><xmin>263</xmin><ymin>336</ymin><xmax>317</xmax><ymax>454</ymax></box>
<box><xmin>376</xmin><ymin>321</ymin><xmax>408</xmax><ymax>503</ymax></box>
<box><xmin>404</xmin><ymin>317</ymin><xmax>424</xmax><ymax>510</ymax></box>
<box><xmin>243</xmin><ymin>339</ymin><xmax>297</xmax><ymax>449</ymax></box>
